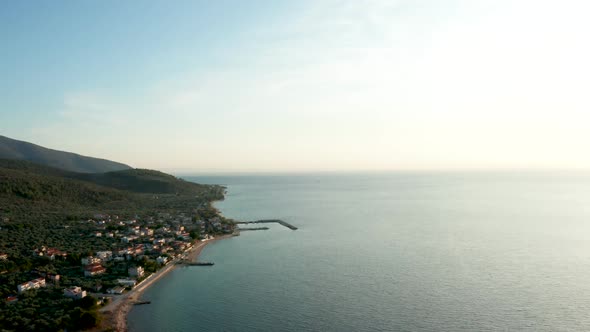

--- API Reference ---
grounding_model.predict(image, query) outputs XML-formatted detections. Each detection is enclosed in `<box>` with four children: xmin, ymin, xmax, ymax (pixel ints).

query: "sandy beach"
<box><xmin>97</xmin><ymin>234</ymin><xmax>234</xmax><ymax>332</ymax></box>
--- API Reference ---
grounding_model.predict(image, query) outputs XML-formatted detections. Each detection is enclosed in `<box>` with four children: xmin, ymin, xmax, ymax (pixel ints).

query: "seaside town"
<box><xmin>0</xmin><ymin>209</ymin><xmax>236</xmax><ymax>330</ymax></box>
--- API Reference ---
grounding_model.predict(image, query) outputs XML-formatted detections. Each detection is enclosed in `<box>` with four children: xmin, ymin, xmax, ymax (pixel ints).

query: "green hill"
<box><xmin>0</xmin><ymin>159</ymin><xmax>210</xmax><ymax>195</ymax></box>
<box><xmin>77</xmin><ymin>168</ymin><xmax>211</xmax><ymax>194</ymax></box>
<box><xmin>0</xmin><ymin>135</ymin><xmax>131</xmax><ymax>173</ymax></box>
<box><xmin>0</xmin><ymin>159</ymin><xmax>225</xmax><ymax>220</ymax></box>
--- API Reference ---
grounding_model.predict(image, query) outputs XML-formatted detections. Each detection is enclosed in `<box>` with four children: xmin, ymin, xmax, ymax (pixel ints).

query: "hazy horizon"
<box><xmin>3</xmin><ymin>0</ymin><xmax>590</xmax><ymax>172</ymax></box>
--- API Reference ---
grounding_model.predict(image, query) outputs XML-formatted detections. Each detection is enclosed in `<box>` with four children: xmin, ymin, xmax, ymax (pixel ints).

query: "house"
<box><xmin>96</xmin><ymin>251</ymin><xmax>113</xmax><ymax>261</ymax></box>
<box><xmin>32</xmin><ymin>246</ymin><xmax>47</xmax><ymax>257</ymax></box>
<box><xmin>133</xmin><ymin>244</ymin><xmax>145</xmax><ymax>255</ymax></box>
<box><xmin>117</xmin><ymin>279</ymin><xmax>137</xmax><ymax>287</ymax></box>
<box><xmin>5</xmin><ymin>296</ymin><xmax>18</xmax><ymax>304</ymax></box>
<box><xmin>64</xmin><ymin>286</ymin><xmax>87</xmax><ymax>299</ymax></box>
<box><xmin>156</xmin><ymin>256</ymin><xmax>169</xmax><ymax>265</ymax></box>
<box><xmin>84</xmin><ymin>263</ymin><xmax>106</xmax><ymax>277</ymax></box>
<box><xmin>81</xmin><ymin>256</ymin><xmax>102</xmax><ymax>265</ymax></box>
<box><xmin>0</xmin><ymin>253</ymin><xmax>7</xmax><ymax>261</ymax></box>
<box><xmin>140</xmin><ymin>228</ymin><xmax>154</xmax><ymax>236</ymax></box>
<box><xmin>17</xmin><ymin>278</ymin><xmax>46</xmax><ymax>293</ymax></box>
<box><xmin>47</xmin><ymin>274</ymin><xmax>60</xmax><ymax>283</ymax></box>
<box><xmin>128</xmin><ymin>266</ymin><xmax>144</xmax><ymax>278</ymax></box>
<box><xmin>44</xmin><ymin>248</ymin><xmax>67</xmax><ymax>260</ymax></box>
<box><xmin>107</xmin><ymin>286</ymin><xmax>126</xmax><ymax>294</ymax></box>
<box><xmin>121</xmin><ymin>236</ymin><xmax>138</xmax><ymax>243</ymax></box>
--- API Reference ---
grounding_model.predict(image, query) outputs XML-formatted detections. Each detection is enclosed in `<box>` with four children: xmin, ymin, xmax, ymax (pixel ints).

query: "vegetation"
<box><xmin>0</xmin><ymin>159</ymin><xmax>225</xmax><ymax>220</ymax></box>
<box><xmin>0</xmin><ymin>288</ymin><xmax>102</xmax><ymax>331</ymax></box>
<box><xmin>0</xmin><ymin>158</ymin><xmax>230</xmax><ymax>331</ymax></box>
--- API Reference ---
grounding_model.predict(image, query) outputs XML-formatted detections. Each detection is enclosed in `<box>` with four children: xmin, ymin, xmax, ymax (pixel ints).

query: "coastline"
<box><xmin>97</xmin><ymin>234</ymin><xmax>234</xmax><ymax>332</ymax></box>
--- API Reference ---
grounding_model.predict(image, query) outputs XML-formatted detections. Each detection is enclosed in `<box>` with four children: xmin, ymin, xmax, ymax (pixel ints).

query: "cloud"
<box><xmin>31</xmin><ymin>0</ymin><xmax>590</xmax><ymax>171</ymax></box>
<box><xmin>59</xmin><ymin>92</ymin><xmax>130</xmax><ymax>126</ymax></box>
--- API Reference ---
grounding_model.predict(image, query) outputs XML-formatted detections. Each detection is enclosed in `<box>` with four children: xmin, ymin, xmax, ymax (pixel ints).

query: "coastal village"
<box><xmin>0</xmin><ymin>210</ymin><xmax>236</xmax><ymax>328</ymax></box>
<box><xmin>11</xmin><ymin>211</ymin><xmax>234</xmax><ymax>295</ymax></box>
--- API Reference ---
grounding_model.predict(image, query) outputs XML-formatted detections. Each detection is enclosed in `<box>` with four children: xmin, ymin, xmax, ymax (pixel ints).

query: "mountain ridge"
<box><xmin>0</xmin><ymin>135</ymin><xmax>131</xmax><ymax>173</ymax></box>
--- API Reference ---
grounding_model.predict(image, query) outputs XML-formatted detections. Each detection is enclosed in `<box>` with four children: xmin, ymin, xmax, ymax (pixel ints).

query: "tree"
<box><xmin>189</xmin><ymin>230</ymin><xmax>200</xmax><ymax>240</ymax></box>
<box><xmin>79</xmin><ymin>311</ymin><xmax>100</xmax><ymax>329</ymax></box>
<box><xmin>79</xmin><ymin>295</ymin><xmax>97</xmax><ymax>310</ymax></box>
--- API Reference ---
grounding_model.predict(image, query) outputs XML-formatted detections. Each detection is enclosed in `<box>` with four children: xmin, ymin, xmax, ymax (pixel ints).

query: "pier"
<box><xmin>238</xmin><ymin>227</ymin><xmax>269</xmax><ymax>231</ymax></box>
<box><xmin>236</xmin><ymin>219</ymin><xmax>298</xmax><ymax>230</ymax></box>
<box><xmin>176</xmin><ymin>261</ymin><xmax>215</xmax><ymax>266</ymax></box>
<box><xmin>133</xmin><ymin>301</ymin><xmax>151</xmax><ymax>305</ymax></box>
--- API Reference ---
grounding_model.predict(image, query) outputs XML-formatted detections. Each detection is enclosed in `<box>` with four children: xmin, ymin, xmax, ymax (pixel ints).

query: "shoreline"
<box><xmin>97</xmin><ymin>234</ymin><xmax>234</xmax><ymax>332</ymax></box>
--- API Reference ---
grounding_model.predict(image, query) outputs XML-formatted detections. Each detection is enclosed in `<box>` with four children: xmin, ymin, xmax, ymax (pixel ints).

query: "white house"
<box><xmin>81</xmin><ymin>256</ymin><xmax>101</xmax><ymax>265</ymax></box>
<box><xmin>107</xmin><ymin>286</ymin><xmax>125</xmax><ymax>294</ymax></box>
<box><xmin>117</xmin><ymin>279</ymin><xmax>137</xmax><ymax>287</ymax></box>
<box><xmin>64</xmin><ymin>286</ymin><xmax>87</xmax><ymax>299</ymax></box>
<box><xmin>17</xmin><ymin>278</ymin><xmax>46</xmax><ymax>293</ymax></box>
<box><xmin>96</xmin><ymin>251</ymin><xmax>113</xmax><ymax>261</ymax></box>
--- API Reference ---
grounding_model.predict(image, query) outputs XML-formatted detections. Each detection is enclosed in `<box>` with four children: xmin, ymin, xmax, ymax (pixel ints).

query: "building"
<box><xmin>96</xmin><ymin>251</ymin><xmax>113</xmax><ymax>261</ymax></box>
<box><xmin>17</xmin><ymin>278</ymin><xmax>46</xmax><ymax>293</ymax></box>
<box><xmin>81</xmin><ymin>256</ymin><xmax>102</xmax><ymax>265</ymax></box>
<box><xmin>44</xmin><ymin>248</ymin><xmax>67</xmax><ymax>260</ymax></box>
<box><xmin>107</xmin><ymin>286</ymin><xmax>125</xmax><ymax>294</ymax></box>
<box><xmin>128</xmin><ymin>266</ymin><xmax>145</xmax><ymax>278</ymax></box>
<box><xmin>140</xmin><ymin>228</ymin><xmax>154</xmax><ymax>236</ymax></box>
<box><xmin>117</xmin><ymin>279</ymin><xmax>137</xmax><ymax>287</ymax></box>
<box><xmin>47</xmin><ymin>274</ymin><xmax>60</xmax><ymax>283</ymax></box>
<box><xmin>64</xmin><ymin>286</ymin><xmax>87</xmax><ymax>299</ymax></box>
<box><xmin>84</xmin><ymin>263</ymin><xmax>106</xmax><ymax>277</ymax></box>
<box><xmin>5</xmin><ymin>296</ymin><xmax>18</xmax><ymax>304</ymax></box>
<box><xmin>0</xmin><ymin>253</ymin><xmax>7</xmax><ymax>261</ymax></box>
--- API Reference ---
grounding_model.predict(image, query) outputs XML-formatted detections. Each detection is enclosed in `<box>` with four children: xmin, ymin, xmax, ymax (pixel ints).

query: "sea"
<box><xmin>128</xmin><ymin>172</ymin><xmax>590</xmax><ymax>331</ymax></box>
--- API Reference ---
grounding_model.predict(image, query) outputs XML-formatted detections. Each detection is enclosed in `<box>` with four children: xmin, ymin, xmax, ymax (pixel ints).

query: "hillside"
<box><xmin>77</xmin><ymin>169</ymin><xmax>212</xmax><ymax>195</ymax></box>
<box><xmin>0</xmin><ymin>159</ymin><xmax>229</xmax><ymax>332</ymax></box>
<box><xmin>0</xmin><ymin>159</ymin><xmax>213</xmax><ymax>196</ymax></box>
<box><xmin>0</xmin><ymin>159</ymin><xmax>225</xmax><ymax>221</ymax></box>
<box><xmin>0</xmin><ymin>135</ymin><xmax>131</xmax><ymax>173</ymax></box>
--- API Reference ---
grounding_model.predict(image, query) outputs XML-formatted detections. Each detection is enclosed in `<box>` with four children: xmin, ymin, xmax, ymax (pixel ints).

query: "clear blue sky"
<box><xmin>2</xmin><ymin>1</ymin><xmax>590</xmax><ymax>172</ymax></box>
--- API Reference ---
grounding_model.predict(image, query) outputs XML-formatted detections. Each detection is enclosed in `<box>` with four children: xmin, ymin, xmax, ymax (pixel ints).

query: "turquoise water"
<box><xmin>128</xmin><ymin>172</ymin><xmax>590</xmax><ymax>331</ymax></box>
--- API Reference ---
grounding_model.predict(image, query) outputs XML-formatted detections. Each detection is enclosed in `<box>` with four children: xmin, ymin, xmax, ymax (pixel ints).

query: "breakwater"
<box><xmin>176</xmin><ymin>261</ymin><xmax>214</xmax><ymax>266</ymax></box>
<box><xmin>238</xmin><ymin>227</ymin><xmax>270</xmax><ymax>231</ymax></box>
<box><xmin>236</xmin><ymin>219</ymin><xmax>298</xmax><ymax>230</ymax></box>
<box><xmin>133</xmin><ymin>301</ymin><xmax>151</xmax><ymax>305</ymax></box>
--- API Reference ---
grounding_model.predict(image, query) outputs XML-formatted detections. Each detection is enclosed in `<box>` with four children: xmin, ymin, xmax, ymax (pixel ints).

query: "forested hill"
<box><xmin>0</xmin><ymin>158</ymin><xmax>227</xmax><ymax>332</ymax></box>
<box><xmin>0</xmin><ymin>159</ymin><xmax>211</xmax><ymax>195</ymax></box>
<box><xmin>77</xmin><ymin>169</ymin><xmax>212</xmax><ymax>195</ymax></box>
<box><xmin>0</xmin><ymin>135</ymin><xmax>131</xmax><ymax>173</ymax></box>
<box><xmin>0</xmin><ymin>159</ymin><xmax>225</xmax><ymax>220</ymax></box>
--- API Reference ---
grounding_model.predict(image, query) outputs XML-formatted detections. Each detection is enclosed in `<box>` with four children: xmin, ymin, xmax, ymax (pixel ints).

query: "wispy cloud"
<box><xmin>59</xmin><ymin>92</ymin><xmax>131</xmax><ymax>126</ymax></box>
<box><xmin>29</xmin><ymin>0</ymin><xmax>590</xmax><ymax>170</ymax></box>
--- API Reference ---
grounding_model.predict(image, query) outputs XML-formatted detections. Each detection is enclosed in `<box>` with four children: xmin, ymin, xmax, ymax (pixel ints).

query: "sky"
<box><xmin>2</xmin><ymin>0</ymin><xmax>590</xmax><ymax>172</ymax></box>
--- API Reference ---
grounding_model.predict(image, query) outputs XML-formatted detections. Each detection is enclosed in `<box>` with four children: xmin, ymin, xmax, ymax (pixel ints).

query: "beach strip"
<box><xmin>97</xmin><ymin>235</ymin><xmax>233</xmax><ymax>332</ymax></box>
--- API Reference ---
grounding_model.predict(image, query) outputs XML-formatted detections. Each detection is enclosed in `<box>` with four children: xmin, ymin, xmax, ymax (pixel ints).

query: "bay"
<box><xmin>128</xmin><ymin>172</ymin><xmax>590</xmax><ymax>331</ymax></box>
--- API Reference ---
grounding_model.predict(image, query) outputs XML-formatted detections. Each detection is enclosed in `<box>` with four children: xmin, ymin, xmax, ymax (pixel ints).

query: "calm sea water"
<box><xmin>128</xmin><ymin>172</ymin><xmax>590</xmax><ymax>331</ymax></box>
